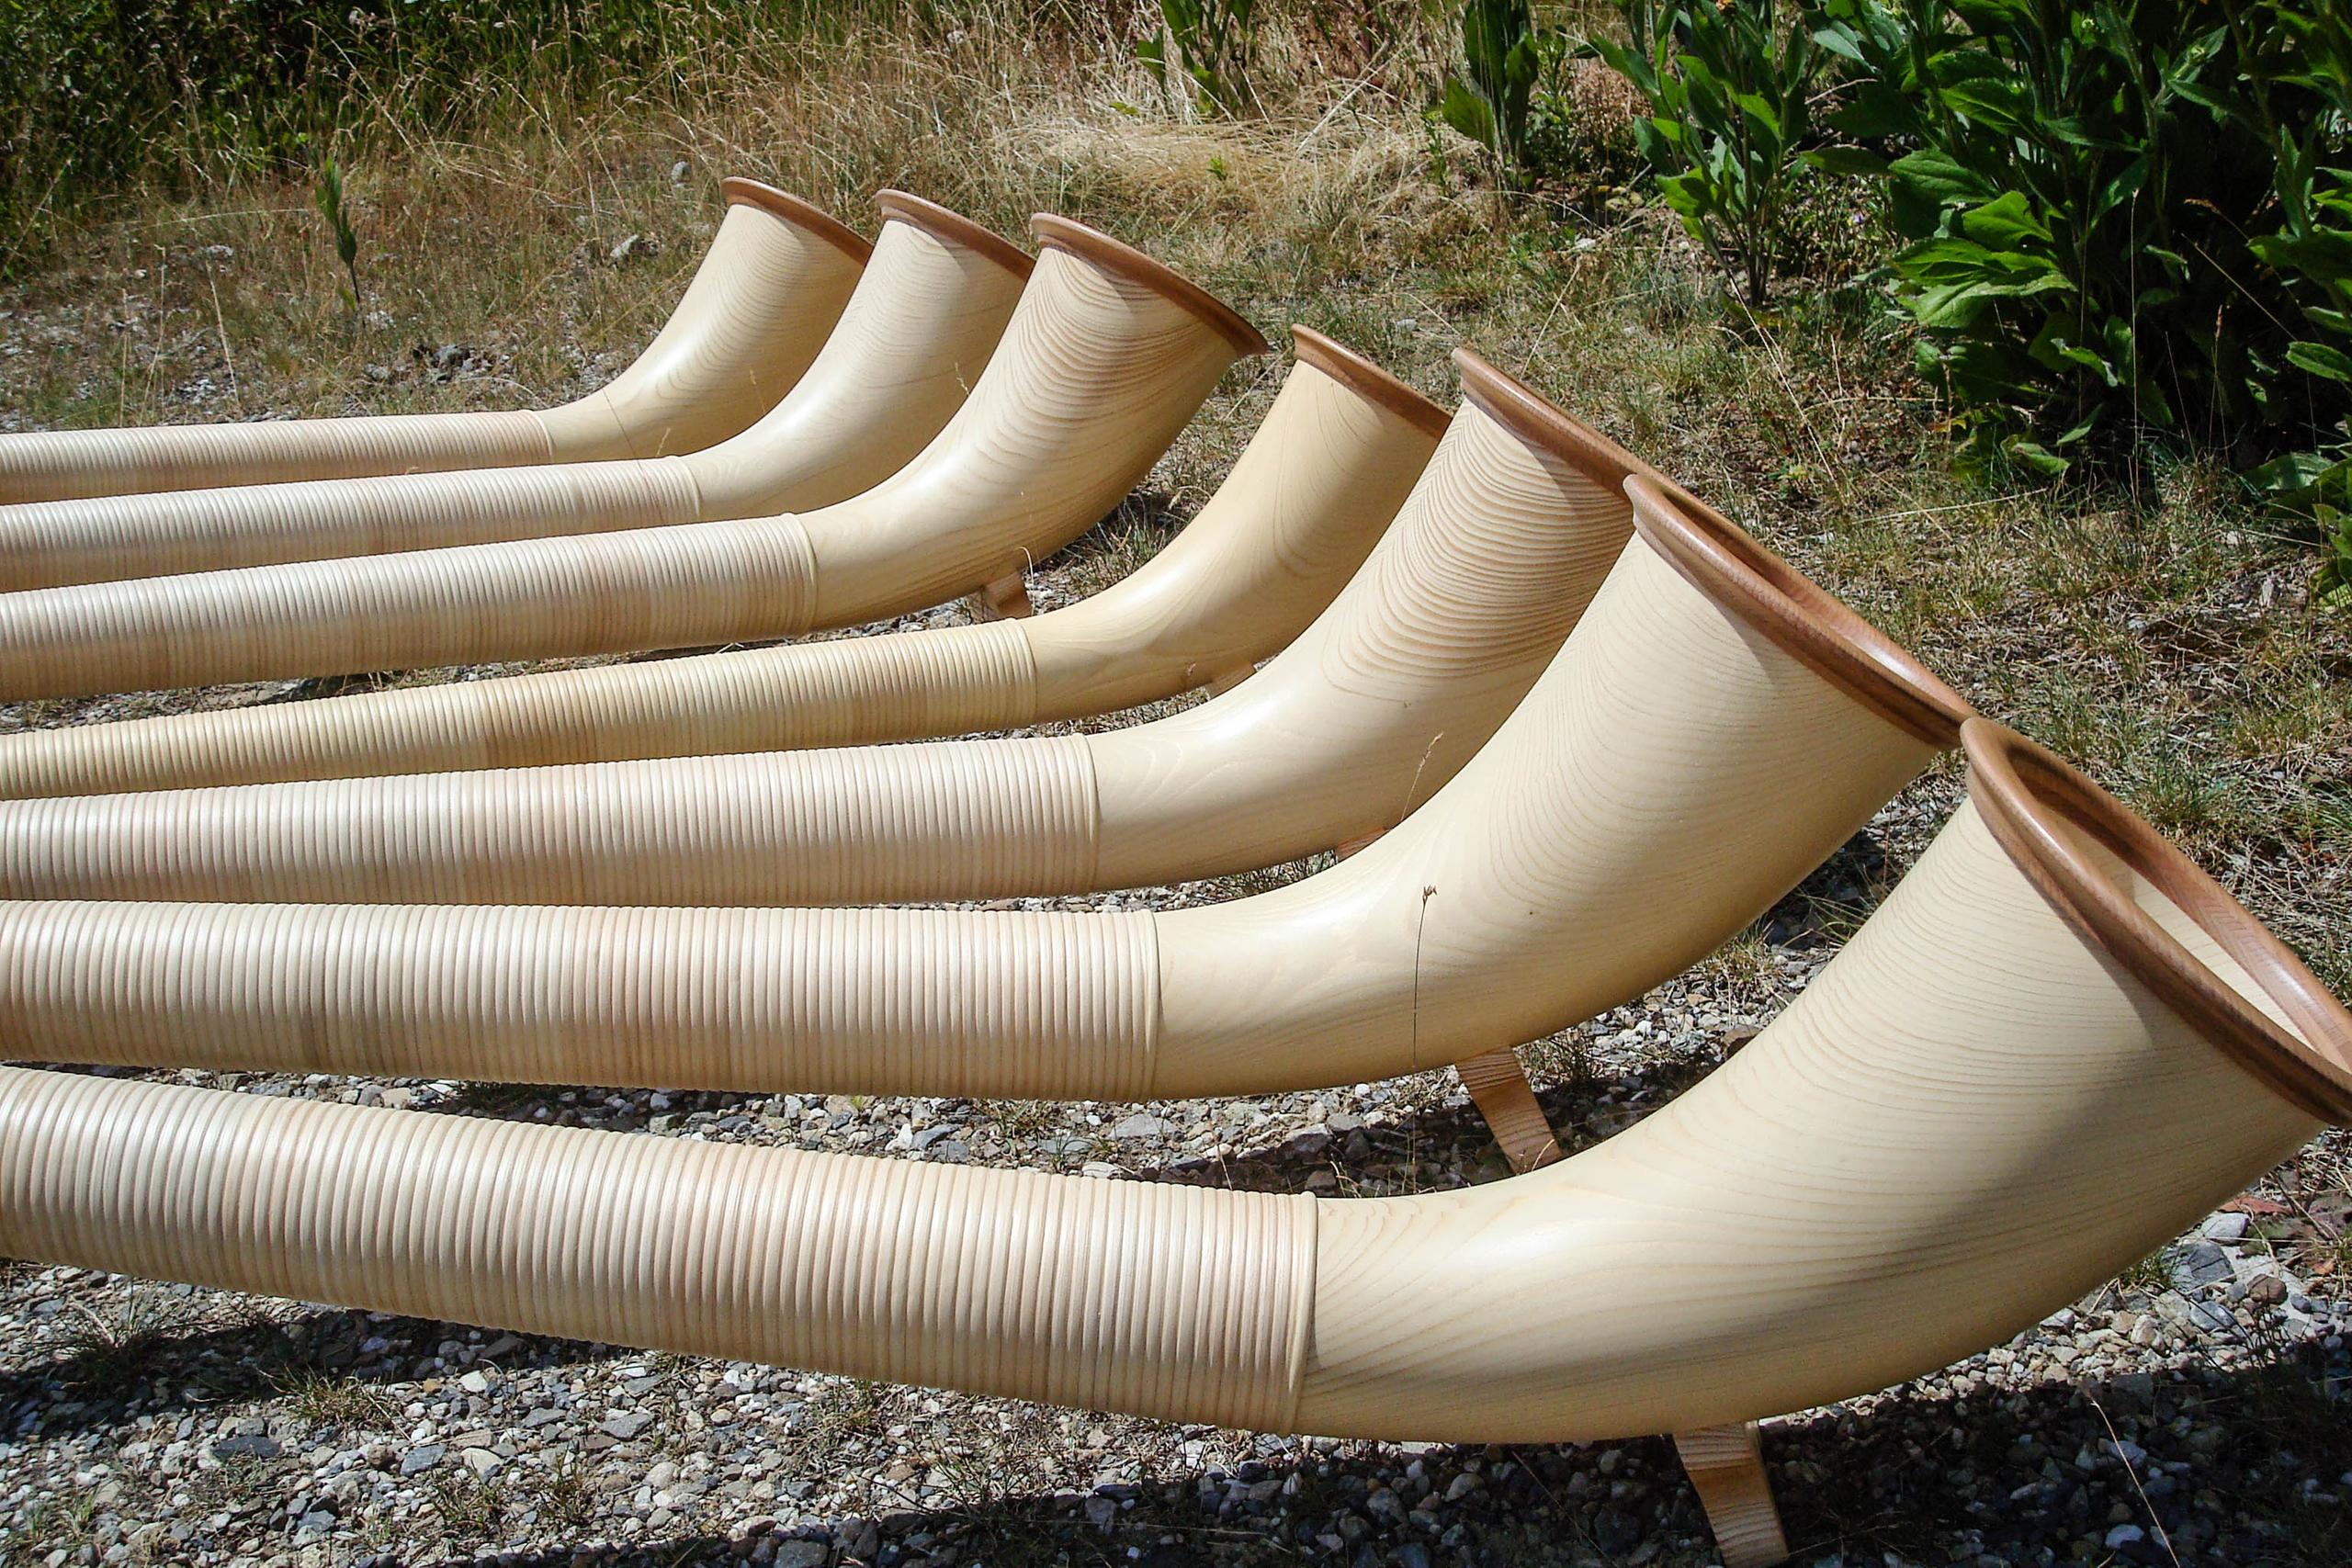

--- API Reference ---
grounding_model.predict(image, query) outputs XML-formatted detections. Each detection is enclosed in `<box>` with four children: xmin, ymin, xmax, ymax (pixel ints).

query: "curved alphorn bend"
<box><xmin>0</xmin><ymin>193</ymin><xmax>1033</xmax><ymax>590</ymax></box>
<box><xmin>1</xmin><ymin>719</ymin><xmax>2343</xmax><ymax>1567</ymax></box>
<box><xmin>0</xmin><ymin>329</ymin><xmax>1444</xmax><ymax>795</ymax></box>
<box><xmin>0</xmin><ymin>354</ymin><xmax>1632</xmax><ymax>897</ymax></box>
<box><xmin>0</xmin><ymin>181</ymin><xmax>871</xmax><ymax>507</ymax></box>
<box><xmin>0</xmin><ymin>218</ymin><xmax>1267</xmax><ymax>700</ymax></box>
<box><xmin>0</xmin><ymin>479</ymin><xmax>1982</xmax><ymax>1115</ymax></box>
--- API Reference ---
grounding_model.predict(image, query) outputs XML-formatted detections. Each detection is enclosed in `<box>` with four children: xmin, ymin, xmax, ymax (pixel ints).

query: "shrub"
<box><xmin>1438</xmin><ymin>0</ymin><xmax>1544</xmax><ymax>183</ymax></box>
<box><xmin>1817</xmin><ymin>0</ymin><xmax>2352</xmax><ymax>525</ymax></box>
<box><xmin>1589</xmin><ymin>0</ymin><xmax>1841</xmax><ymax>305</ymax></box>
<box><xmin>1136</xmin><ymin>0</ymin><xmax>1259</xmax><ymax>116</ymax></box>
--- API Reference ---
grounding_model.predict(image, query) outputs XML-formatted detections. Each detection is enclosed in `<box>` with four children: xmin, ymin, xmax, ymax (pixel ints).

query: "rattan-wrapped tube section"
<box><xmin>0</xmin><ymin>353</ymin><xmax>1601</xmax><ymax>897</ymax></box>
<box><xmin>0</xmin><ymin>181</ymin><xmax>870</xmax><ymax>506</ymax></box>
<box><xmin>0</xmin><ymin>482</ymin><xmax>1975</xmax><ymax>1101</ymax></box>
<box><xmin>3</xmin><ymin>720</ymin><xmax>2344</xmax><ymax>1443</ymax></box>
<box><xmin>0</xmin><ymin>194</ymin><xmax>1031</xmax><ymax>590</ymax></box>
<box><xmin>0</xmin><ymin>329</ymin><xmax>1442</xmax><ymax>795</ymax></box>
<box><xmin>0</xmin><ymin>217</ymin><xmax>1265</xmax><ymax>699</ymax></box>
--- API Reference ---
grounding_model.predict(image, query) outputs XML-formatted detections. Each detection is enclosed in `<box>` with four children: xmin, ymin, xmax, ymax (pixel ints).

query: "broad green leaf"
<box><xmin>2289</xmin><ymin>341</ymin><xmax>2352</xmax><ymax>382</ymax></box>
<box><xmin>1960</xmin><ymin>190</ymin><xmax>2051</xmax><ymax>249</ymax></box>
<box><xmin>1804</xmin><ymin>145</ymin><xmax>1889</xmax><ymax>177</ymax></box>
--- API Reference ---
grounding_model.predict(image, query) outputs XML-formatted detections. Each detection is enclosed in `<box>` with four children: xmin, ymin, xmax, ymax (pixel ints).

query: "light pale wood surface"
<box><xmin>0</xmin><ymin>478</ymin><xmax>1973</xmax><ymax>1107</ymax></box>
<box><xmin>0</xmin><ymin>218</ymin><xmax>1263</xmax><ymax>698</ymax></box>
<box><xmin>0</xmin><ymin>180</ymin><xmax>869</xmax><ymax>507</ymax></box>
<box><xmin>0</xmin><ymin>354</ymin><xmax>1606</xmax><ymax>896</ymax></box>
<box><xmin>1453</xmin><ymin>1047</ymin><xmax>1564</xmax><ymax>1172</ymax></box>
<box><xmin>0</xmin><ymin>193</ymin><xmax>1030</xmax><ymax>590</ymax></box>
<box><xmin>1674</xmin><ymin>1425</ymin><xmax>1791</xmax><ymax>1568</ymax></box>
<box><xmin>0</xmin><ymin>331</ymin><xmax>1437</xmax><ymax>795</ymax></box>
<box><xmin>0</xmin><ymin>720</ymin><xmax>2339</xmax><ymax>1472</ymax></box>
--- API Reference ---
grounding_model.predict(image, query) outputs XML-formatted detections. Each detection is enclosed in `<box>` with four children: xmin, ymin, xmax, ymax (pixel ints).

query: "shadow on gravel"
<box><xmin>384</xmin><ymin>1337</ymin><xmax>2351</xmax><ymax>1568</ymax></box>
<box><xmin>0</xmin><ymin>1303</ymin><xmax>610</xmax><ymax>1443</ymax></box>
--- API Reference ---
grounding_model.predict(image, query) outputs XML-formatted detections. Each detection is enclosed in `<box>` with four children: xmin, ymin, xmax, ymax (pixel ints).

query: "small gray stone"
<box><xmin>2169</xmin><ymin>1242</ymin><xmax>2233</xmax><ymax>1290</ymax></box>
<box><xmin>211</xmin><ymin>1432</ymin><xmax>280</xmax><ymax>1460</ymax></box>
<box><xmin>772</xmin><ymin>1544</ymin><xmax>829</xmax><ymax>1568</ymax></box>
<box><xmin>2105</xmin><ymin>1524</ymin><xmax>2147</xmax><ymax>1549</ymax></box>
<box><xmin>2199</xmin><ymin>1212</ymin><xmax>2249</xmax><ymax>1243</ymax></box>
<box><xmin>1108</xmin><ymin>1113</ymin><xmax>1173</xmax><ymax>1140</ymax></box>
<box><xmin>2188</xmin><ymin>1300</ymin><xmax>2234</xmax><ymax>1333</ymax></box>
<box><xmin>603</xmin><ymin>1410</ymin><xmax>653</xmax><ymax>1440</ymax></box>
<box><xmin>398</xmin><ymin>1445</ymin><xmax>444</xmax><ymax>1477</ymax></box>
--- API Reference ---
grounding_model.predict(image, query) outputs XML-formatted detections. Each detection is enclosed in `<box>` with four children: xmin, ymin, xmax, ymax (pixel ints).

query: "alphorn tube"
<box><xmin>0</xmin><ymin>354</ymin><xmax>1611</xmax><ymax>900</ymax></box>
<box><xmin>0</xmin><ymin>181</ymin><xmax>870</xmax><ymax>506</ymax></box>
<box><xmin>0</xmin><ymin>330</ymin><xmax>1442</xmax><ymax>794</ymax></box>
<box><xmin>1</xmin><ymin>719</ymin><xmax>2344</xmax><ymax>1450</ymax></box>
<box><xmin>0</xmin><ymin>194</ymin><xmax>1031</xmax><ymax>590</ymax></box>
<box><xmin>0</xmin><ymin>218</ymin><xmax>1265</xmax><ymax>699</ymax></box>
<box><xmin>0</xmin><ymin>483</ymin><xmax>1977</xmax><ymax>1103</ymax></box>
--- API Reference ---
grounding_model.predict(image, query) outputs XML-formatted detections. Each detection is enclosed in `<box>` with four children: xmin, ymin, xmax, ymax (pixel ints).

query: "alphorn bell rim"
<box><xmin>1627</xmin><ymin>475</ymin><xmax>1973</xmax><ymax>750</ymax></box>
<box><xmin>1965</xmin><ymin>716</ymin><xmax>2352</xmax><ymax>1124</ymax></box>
<box><xmin>1451</xmin><ymin>347</ymin><xmax>1648</xmax><ymax>492</ymax></box>
<box><xmin>719</xmin><ymin>176</ymin><xmax>876</xmax><ymax>263</ymax></box>
<box><xmin>1029</xmin><ymin>215</ymin><xmax>1269</xmax><ymax>359</ymax></box>
<box><xmin>873</xmin><ymin>190</ymin><xmax>1036</xmax><ymax>279</ymax></box>
<box><xmin>1292</xmin><ymin>327</ymin><xmax>1449</xmax><ymax>440</ymax></box>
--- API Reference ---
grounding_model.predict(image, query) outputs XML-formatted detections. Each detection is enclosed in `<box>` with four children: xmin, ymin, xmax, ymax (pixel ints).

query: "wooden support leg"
<box><xmin>1453</xmin><ymin>1046</ymin><xmax>1563</xmax><ymax>1173</ymax></box>
<box><xmin>1674</xmin><ymin>1423</ymin><xmax>1791</xmax><ymax>1568</ymax></box>
<box><xmin>976</xmin><ymin>570</ymin><xmax>1034</xmax><ymax>621</ymax></box>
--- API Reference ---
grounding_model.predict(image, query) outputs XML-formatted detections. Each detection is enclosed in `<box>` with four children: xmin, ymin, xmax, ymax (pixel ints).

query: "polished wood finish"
<box><xmin>0</xmin><ymin>455</ymin><xmax>1975</xmax><ymax>1113</ymax></box>
<box><xmin>0</xmin><ymin>220</ymin><xmax>1262</xmax><ymax>697</ymax></box>
<box><xmin>0</xmin><ymin>183</ymin><xmax>869</xmax><ymax>505</ymax></box>
<box><xmin>0</xmin><ymin>333</ymin><xmax>1436</xmax><ymax>794</ymax></box>
<box><xmin>0</xmin><ymin>195</ymin><xmax>1032</xmax><ymax>589</ymax></box>
<box><xmin>0</xmin><ymin>717</ymin><xmax>2337</xmax><ymax>1568</ymax></box>
<box><xmin>1967</xmin><ymin>718</ymin><xmax>2352</xmax><ymax>1122</ymax></box>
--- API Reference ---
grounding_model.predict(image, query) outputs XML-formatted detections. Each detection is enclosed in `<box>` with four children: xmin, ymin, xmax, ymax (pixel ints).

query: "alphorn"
<box><xmin>1</xmin><ymin>720</ymin><xmax>2341</xmax><ymax>1567</ymax></box>
<box><xmin>0</xmin><ymin>329</ymin><xmax>1443</xmax><ymax>795</ymax></box>
<box><xmin>0</xmin><ymin>354</ymin><xmax>1623</xmax><ymax>897</ymax></box>
<box><xmin>0</xmin><ymin>194</ymin><xmax>1032</xmax><ymax>589</ymax></box>
<box><xmin>0</xmin><ymin>181</ymin><xmax>869</xmax><ymax>506</ymax></box>
<box><xmin>0</xmin><ymin>481</ymin><xmax>1978</xmax><ymax>1105</ymax></box>
<box><xmin>0</xmin><ymin>217</ymin><xmax>1265</xmax><ymax>699</ymax></box>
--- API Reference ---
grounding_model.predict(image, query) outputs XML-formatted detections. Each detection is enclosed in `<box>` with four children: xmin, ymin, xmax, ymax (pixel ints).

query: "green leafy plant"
<box><xmin>312</xmin><ymin>154</ymin><xmax>362</xmax><ymax>321</ymax></box>
<box><xmin>1136</xmin><ymin>0</ymin><xmax>1257</xmax><ymax>116</ymax></box>
<box><xmin>1440</xmin><ymin>0</ymin><xmax>1543</xmax><ymax>182</ymax></box>
<box><xmin>2236</xmin><ymin>1</ymin><xmax>2352</xmax><ymax>598</ymax></box>
<box><xmin>1590</xmin><ymin>0</ymin><xmax>1838</xmax><ymax>306</ymax></box>
<box><xmin>1817</xmin><ymin>0</ymin><xmax>2352</xmax><ymax>518</ymax></box>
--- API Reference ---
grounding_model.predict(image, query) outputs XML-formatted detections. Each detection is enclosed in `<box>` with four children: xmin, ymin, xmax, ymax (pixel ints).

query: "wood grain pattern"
<box><xmin>1674</xmin><ymin>1426</ymin><xmax>1790</xmax><ymax>1568</ymax></box>
<box><xmin>0</xmin><ymin>719</ymin><xmax>2336</xmax><ymax>1506</ymax></box>
<box><xmin>0</xmin><ymin>219</ymin><xmax>1262</xmax><ymax>698</ymax></box>
<box><xmin>0</xmin><ymin>195</ymin><xmax>1029</xmax><ymax>591</ymax></box>
<box><xmin>0</xmin><ymin>474</ymin><xmax>1968</xmax><ymax>1109</ymax></box>
<box><xmin>1453</xmin><ymin>1047</ymin><xmax>1564</xmax><ymax>1172</ymax></box>
<box><xmin>0</xmin><ymin>181</ymin><xmax>867</xmax><ymax>506</ymax></box>
<box><xmin>0</xmin><ymin>333</ymin><xmax>1435</xmax><ymax>794</ymax></box>
<box><xmin>0</xmin><ymin>357</ymin><xmax>1604</xmax><ymax>902</ymax></box>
